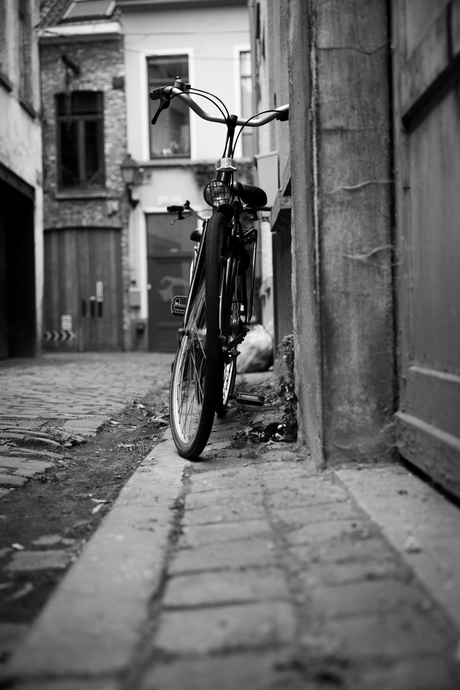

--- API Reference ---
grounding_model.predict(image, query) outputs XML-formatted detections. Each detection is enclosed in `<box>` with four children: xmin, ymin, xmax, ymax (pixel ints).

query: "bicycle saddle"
<box><xmin>233</xmin><ymin>181</ymin><xmax>267</xmax><ymax>209</ymax></box>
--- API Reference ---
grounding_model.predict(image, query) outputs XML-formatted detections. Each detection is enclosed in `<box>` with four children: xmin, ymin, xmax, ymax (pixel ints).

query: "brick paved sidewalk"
<box><xmin>5</xmin><ymin>402</ymin><xmax>460</xmax><ymax>690</ymax></box>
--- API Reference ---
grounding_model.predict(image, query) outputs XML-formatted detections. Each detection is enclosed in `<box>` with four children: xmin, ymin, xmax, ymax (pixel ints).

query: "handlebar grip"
<box><xmin>167</xmin><ymin>205</ymin><xmax>183</xmax><ymax>213</ymax></box>
<box><xmin>149</xmin><ymin>87</ymin><xmax>163</xmax><ymax>101</ymax></box>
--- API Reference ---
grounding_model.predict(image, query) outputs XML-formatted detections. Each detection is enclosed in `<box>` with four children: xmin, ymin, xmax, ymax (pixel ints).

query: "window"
<box><xmin>56</xmin><ymin>92</ymin><xmax>105</xmax><ymax>190</ymax></box>
<box><xmin>62</xmin><ymin>0</ymin><xmax>116</xmax><ymax>21</ymax></box>
<box><xmin>240</xmin><ymin>51</ymin><xmax>254</xmax><ymax>158</ymax></box>
<box><xmin>148</xmin><ymin>55</ymin><xmax>190</xmax><ymax>159</ymax></box>
<box><xmin>19</xmin><ymin>0</ymin><xmax>32</xmax><ymax>105</ymax></box>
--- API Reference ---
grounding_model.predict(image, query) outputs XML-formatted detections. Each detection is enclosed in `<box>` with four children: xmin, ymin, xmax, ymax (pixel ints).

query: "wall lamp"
<box><xmin>120</xmin><ymin>153</ymin><xmax>140</xmax><ymax>209</ymax></box>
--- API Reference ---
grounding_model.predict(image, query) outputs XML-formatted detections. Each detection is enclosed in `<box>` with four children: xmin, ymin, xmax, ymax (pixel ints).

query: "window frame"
<box><xmin>56</xmin><ymin>91</ymin><xmax>105</xmax><ymax>192</ymax></box>
<box><xmin>239</xmin><ymin>48</ymin><xmax>254</xmax><ymax>158</ymax></box>
<box><xmin>147</xmin><ymin>54</ymin><xmax>191</xmax><ymax>160</ymax></box>
<box><xmin>18</xmin><ymin>0</ymin><xmax>33</xmax><ymax>107</ymax></box>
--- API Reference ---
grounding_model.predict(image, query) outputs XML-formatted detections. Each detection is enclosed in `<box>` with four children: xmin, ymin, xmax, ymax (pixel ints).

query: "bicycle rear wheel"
<box><xmin>169</xmin><ymin>212</ymin><xmax>226</xmax><ymax>458</ymax></box>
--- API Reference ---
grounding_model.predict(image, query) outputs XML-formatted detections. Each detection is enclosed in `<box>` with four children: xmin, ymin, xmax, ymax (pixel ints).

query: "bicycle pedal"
<box><xmin>235</xmin><ymin>393</ymin><xmax>265</xmax><ymax>406</ymax></box>
<box><xmin>171</xmin><ymin>295</ymin><xmax>187</xmax><ymax>316</ymax></box>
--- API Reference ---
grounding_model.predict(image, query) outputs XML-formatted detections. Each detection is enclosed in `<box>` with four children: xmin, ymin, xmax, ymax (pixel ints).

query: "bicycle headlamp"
<box><xmin>203</xmin><ymin>180</ymin><xmax>232</xmax><ymax>208</ymax></box>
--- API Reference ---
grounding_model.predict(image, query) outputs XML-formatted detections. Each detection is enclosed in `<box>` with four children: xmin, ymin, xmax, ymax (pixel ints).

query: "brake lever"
<box><xmin>150</xmin><ymin>87</ymin><xmax>171</xmax><ymax>125</ymax></box>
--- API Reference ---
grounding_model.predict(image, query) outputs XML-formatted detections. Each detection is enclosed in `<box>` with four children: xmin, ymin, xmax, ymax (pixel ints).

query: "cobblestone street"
<box><xmin>0</xmin><ymin>352</ymin><xmax>173</xmax><ymax>496</ymax></box>
<box><xmin>0</xmin><ymin>353</ymin><xmax>173</xmax><ymax>424</ymax></box>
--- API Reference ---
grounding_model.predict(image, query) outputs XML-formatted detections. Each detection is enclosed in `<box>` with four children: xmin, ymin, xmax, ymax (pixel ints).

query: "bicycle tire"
<box><xmin>169</xmin><ymin>212</ymin><xmax>226</xmax><ymax>459</ymax></box>
<box><xmin>216</xmin><ymin>258</ymin><xmax>242</xmax><ymax>417</ymax></box>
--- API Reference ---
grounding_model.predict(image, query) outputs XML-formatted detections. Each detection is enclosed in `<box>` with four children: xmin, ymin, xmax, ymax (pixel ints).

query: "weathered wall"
<box><xmin>40</xmin><ymin>33</ymin><xmax>131</xmax><ymax>349</ymax></box>
<box><xmin>315</xmin><ymin>0</ymin><xmax>394</xmax><ymax>463</ymax></box>
<box><xmin>287</xmin><ymin>0</ymin><xmax>324</xmax><ymax>464</ymax></box>
<box><xmin>287</xmin><ymin>0</ymin><xmax>395</xmax><ymax>464</ymax></box>
<box><xmin>0</xmin><ymin>0</ymin><xmax>43</xmax><ymax>355</ymax></box>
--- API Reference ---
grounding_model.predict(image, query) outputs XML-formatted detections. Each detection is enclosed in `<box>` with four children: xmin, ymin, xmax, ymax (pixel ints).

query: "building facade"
<box><xmin>117</xmin><ymin>0</ymin><xmax>253</xmax><ymax>352</ymax></box>
<box><xmin>0</xmin><ymin>0</ymin><xmax>43</xmax><ymax>358</ymax></box>
<box><xmin>252</xmin><ymin>0</ymin><xmax>460</xmax><ymax>499</ymax></box>
<box><xmin>39</xmin><ymin>0</ymin><xmax>130</xmax><ymax>352</ymax></box>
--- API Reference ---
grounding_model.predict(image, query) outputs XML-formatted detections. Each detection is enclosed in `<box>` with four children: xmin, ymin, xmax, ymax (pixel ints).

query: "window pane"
<box><xmin>240</xmin><ymin>51</ymin><xmax>254</xmax><ymax>157</ymax></box>
<box><xmin>64</xmin><ymin>0</ymin><xmax>114</xmax><ymax>20</ymax></box>
<box><xmin>57</xmin><ymin>92</ymin><xmax>101</xmax><ymax>116</ymax></box>
<box><xmin>148</xmin><ymin>55</ymin><xmax>190</xmax><ymax>158</ymax></box>
<box><xmin>148</xmin><ymin>56</ymin><xmax>188</xmax><ymax>85</ymax></box>
<box><xmin>60</xmin><ymin>121</ymin><xmax>80</xmax><ymax>188</ymax></box>
<box><xmin>84</xmin><ymin>120</ymin><xmax>104</xmax><ymax>186</ymax></box>
<box><xmin>56</xmin><ymin>91</ymin><xmax>105</xmax><ymax>189</ymax></box>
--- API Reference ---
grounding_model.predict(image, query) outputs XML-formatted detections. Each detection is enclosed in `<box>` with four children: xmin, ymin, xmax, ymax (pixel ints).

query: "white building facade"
<box><xmin>118</xmin><ymin>0</ymin><xmax>252</xmax><ymax>351</ymax></box>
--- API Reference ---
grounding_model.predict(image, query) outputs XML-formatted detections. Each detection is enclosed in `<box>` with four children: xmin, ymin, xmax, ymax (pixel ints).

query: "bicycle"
<box><xmin>150</xmin><ymin>77</ymin><xmax>289</xmax><ymax>459</ymax></box>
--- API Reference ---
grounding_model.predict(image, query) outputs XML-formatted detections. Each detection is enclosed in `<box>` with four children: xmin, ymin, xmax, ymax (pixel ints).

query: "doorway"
<box><xmin>146</xmin><ymin>212</ymin><xmax>196</xmax><ymax>352</ymax></box>
<box><xmin>44</xmin><ymin>228</ymin><xmax>123</xmax><ymax>351</ymax></box>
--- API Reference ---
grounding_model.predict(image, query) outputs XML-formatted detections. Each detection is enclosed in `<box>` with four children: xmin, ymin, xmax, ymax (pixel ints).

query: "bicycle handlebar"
<box><xmin>150</xmin><ymin>80</ymin><xmax>289</xmax><ymax>127</ymax></box>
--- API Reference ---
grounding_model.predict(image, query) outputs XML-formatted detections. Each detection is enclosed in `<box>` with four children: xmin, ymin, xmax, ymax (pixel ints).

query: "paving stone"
<box><xmin>327</xmin><ymin>609</ymin><xmax>455</xmax><ymax>659</ymax></box>
<box><xmin>309</xmin><ymin>578</ymin><xmax>426</xmax><ymax>618</ymax></box>
<box><xmin>261</xmin><ymin>470</ymin><xmax>331</xmax><ymax>485</ymax></box>
<box><xmin>5</xmin><ymin>550</ymin><xmax>72</xmax><ymax>572</ymax></box>
<box><xmin>163</xmin><ymin>567</ymin><xmax>289</xmax><ymax>607</ymax></box>
<box><xmin>295</xmin><ymin>535</ymin><xmax>398</xmax><ymax>565</ymax></box>
<box><xmin>0</xmin><ymin>456</ymin><xmax>52</xmax><ymax>471</ymax></box>
<box><xmin>170</xmin><ymin>538</ymin><xmax>277</xmax><ymax>574</ymax></box>
<box><xmin>155</xmin><ymin>601</ymin><xmax>296</xmax><ymax>654</ymax></box>
<box><xmin>13</xmin><ymin>468</ymin><xmax>43</xmax><ymax>478</ymax></box>
<box><xmin>354</xmin><ymin>656</ymin><xmax>460</xmax><ymax>690</ymax></box>
<box><xmin>0</xmin><ymin>474</ymin><xmax>28</xmax><ymax>487</ymax></box>
<box><xmin>338</xmin><ymin>467</ymin><xmax>460</xmax><ymax>629</ymax></box>
<box><xmin>4</xmin><ymin>447</ymin><xmax>65</xmax><ymax>459</ymax></box>
<box><xmin>265</xmin><ymin>485</ymin><xmax>350</xmax><ymax>509</ymax></box>
<box><xmin>185</xmin><ymin>486</ymin><xmax>263</xmax><ymax>510</ymax></box>
<box><xmin>189</xmin><ymin>468</ymin><xmax>259</xmax><ymax>492</ymax></box>
<box><xmin>139</xmin><ymin>652</ymin><xmax>308</xmax><ymax>690</ymax></box>
<box><xmin>272</xmin><ymin>501</ymin><xmax>361</xmax><ymax>525</ymax></box>
<box><xmin>0</xmin><ymin>432</ymin><xmax>25</xmax><ymax>441</ymax></box>
<box><xmin>287</xmin><ymin>519</ymin><xmax>375</xmax><ymax>546</ymax></box>
<box><xmin>180</xmin><ymin>520</ymin><xmax>271</xmax><ymax>548</ymax></box>
<box><xmin>182</xmin><ymin>501</ymin><xmax>266</xmax><ymax>525</ymax></box>
<box><xmin>301</xmin><ymin>557</ymin><xmax>403</xmax><ymax>586</ymax></box>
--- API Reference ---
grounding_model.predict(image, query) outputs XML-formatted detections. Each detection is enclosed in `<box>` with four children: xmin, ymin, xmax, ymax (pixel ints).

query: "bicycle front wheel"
<box><xmin>169</xmin><ymin>212</ymin><xmax>226</xmax><ymax>458</ymax></box>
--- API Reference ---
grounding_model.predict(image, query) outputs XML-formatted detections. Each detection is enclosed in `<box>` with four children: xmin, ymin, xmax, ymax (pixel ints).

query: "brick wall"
<box><xmin>40</xmin><ymin>36</ymin><xmax>131</xmax><ymax>350</ymax></box>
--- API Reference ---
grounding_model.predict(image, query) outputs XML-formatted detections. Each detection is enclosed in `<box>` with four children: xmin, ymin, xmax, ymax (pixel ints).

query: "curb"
<box><xmin>5</xmin><ymin>436</ymin><xmax>188</xmax><ymax>683</ymax></box>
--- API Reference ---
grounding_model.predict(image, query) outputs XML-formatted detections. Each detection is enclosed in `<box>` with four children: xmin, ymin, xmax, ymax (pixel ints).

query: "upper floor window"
<box><xmin>56</xmin><ymin>91</ymin><xmax>105</xmax><ymax>190</ymax></box>
<box><xmin>19</xmin><ymin>0</ymin><xmax>32</xmax><ymax>105</ymax></box>
<box><xmin>62</xmin><ymin>0</ymin><xmax>116</xmax><ymax>22</ymax></box>
<box><xmin>148</xmin><ymin>55</ymin><xmax>190</xmax><ymax>159</ymax></box>
<box><xmin>240</xmin><ymin>50</ymin><xmax>254</xmax><ymax>158</ymax></box>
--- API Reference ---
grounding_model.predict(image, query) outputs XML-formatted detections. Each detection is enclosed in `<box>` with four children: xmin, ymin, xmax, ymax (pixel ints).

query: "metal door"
<box><xmin>393</xmin><ymin>1</ymin><xmax>460</xmax><ymax>498</ymax></box>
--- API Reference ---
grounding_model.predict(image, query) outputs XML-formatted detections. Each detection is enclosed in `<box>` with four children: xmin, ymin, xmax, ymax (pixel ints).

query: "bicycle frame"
<box><xmin>154</xmin><ymin>78</ymin><xmax>289</xmax><ymax>458</ymax></box>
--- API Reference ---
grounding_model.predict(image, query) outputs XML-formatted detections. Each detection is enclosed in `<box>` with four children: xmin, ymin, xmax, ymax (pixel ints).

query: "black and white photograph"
<box><xmin>0</xmin><ymin>1</ymin><xmax>459</xmax><ymax>688</ymax></box>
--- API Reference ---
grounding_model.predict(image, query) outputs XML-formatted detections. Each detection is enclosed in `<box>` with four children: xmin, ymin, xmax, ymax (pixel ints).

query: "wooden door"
<box><xmin>146</xmin><ymin>213</ymin><xmax>195</xmax><ymax>352</ymax></box>
<box><xmin>44</xmin><ymin>228</ymin><xmax>122</xmax><ymax>351</ymax></box>
<box><xmin>393</xmin><ymin>1</ymin><xmax>460</xmax><ymax>498</ymax></box>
